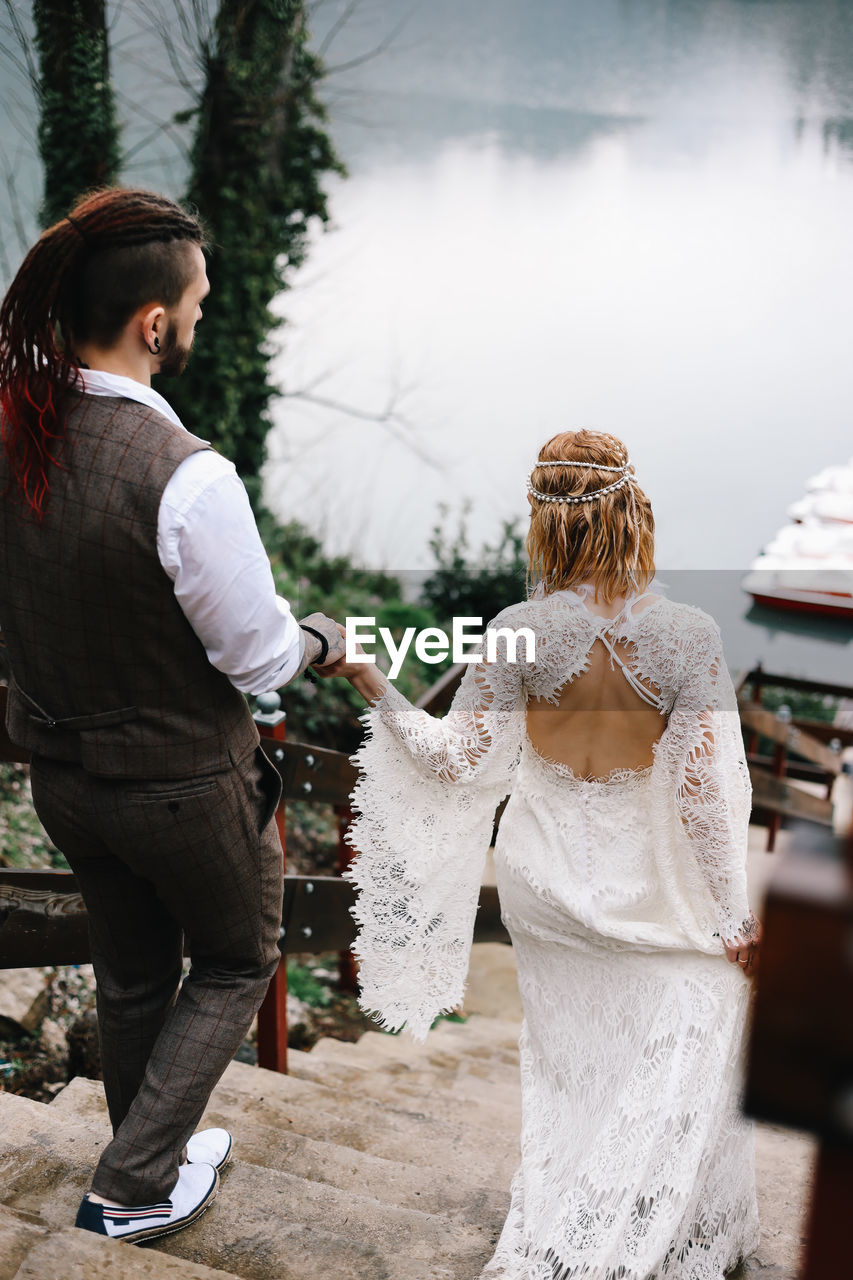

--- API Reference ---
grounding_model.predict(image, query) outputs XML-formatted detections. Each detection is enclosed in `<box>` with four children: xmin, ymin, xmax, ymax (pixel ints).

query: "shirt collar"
<box><xmin>78</xmin><ymin>368</ymin><xmax>185</xmax><ymax>431</ymax></box>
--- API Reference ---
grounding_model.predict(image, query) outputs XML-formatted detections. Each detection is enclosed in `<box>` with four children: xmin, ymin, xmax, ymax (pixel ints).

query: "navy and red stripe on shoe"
<box><xmin>75</xmin><ymin>1163</ymin><xmax>219</xmax><ymax>1243</ymax></box>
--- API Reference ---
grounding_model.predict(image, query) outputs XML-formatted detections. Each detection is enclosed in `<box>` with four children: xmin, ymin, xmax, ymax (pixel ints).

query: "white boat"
<box><xmin>744</xmin><ymin>454</ymin><xmax>853</xmax><ymax>619</ymax></box>
<box><xmin>788</xmin><ymin>490</ymin><xmax>853</xmax><ymax>524</ymax></box>
<box><xmin>743</xmin><ymin>569</ymin><xmax>853</xmax><ymax>620</ymax></box>
<box><xmin>805</xmin><ymin>463</ymin><xmax>853</xmax><ymax>493</ymax></box>
<box><xmin>743</xmin><ymin>518</ymin><xmax>853</xmax><ymax>621</ymax></box>
<box><xmin>764</xmin><ymin>522</ymin><xmax>853</xmax><ymax>559</ymax></box>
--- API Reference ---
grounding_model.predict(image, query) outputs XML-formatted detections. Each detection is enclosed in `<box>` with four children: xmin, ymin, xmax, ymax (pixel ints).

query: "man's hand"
<box><xmin>314</xmin><ymin>624</ymin><xmax>362</xmax><ymax>680</ymax></box>
<box><xmin>296</xmin><ymin>613</ymin><xmax>346</xmax><ymax>677</ymax></box>
<box><xmin>313</xmin><ymin>624</ymin><xmax>388</xmax><ymax>705</ymax></box>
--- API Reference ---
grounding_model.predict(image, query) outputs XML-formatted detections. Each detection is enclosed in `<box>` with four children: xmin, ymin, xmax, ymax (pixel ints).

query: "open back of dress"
<box><xmin>525</xmin><ymin>592</ymin><xmax>669</xmax><ymax>780</ymax></box>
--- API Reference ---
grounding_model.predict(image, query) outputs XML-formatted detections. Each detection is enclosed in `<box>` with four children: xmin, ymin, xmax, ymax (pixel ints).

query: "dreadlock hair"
<box><xmin>0</xmin><ymin>187</ymin><xmax>207</xmax><ymax>520</ymax></box>
<box><xmin>526</xmin><ymin>429</ymin><xmax>656</xmax><ymax>603</ymax></box>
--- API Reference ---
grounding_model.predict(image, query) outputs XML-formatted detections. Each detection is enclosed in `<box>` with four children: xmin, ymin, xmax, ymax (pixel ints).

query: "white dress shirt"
<box><xmin>78</xmin><ymin>369</ymin><xmax>304</xmax><ymax>694</ymax></box>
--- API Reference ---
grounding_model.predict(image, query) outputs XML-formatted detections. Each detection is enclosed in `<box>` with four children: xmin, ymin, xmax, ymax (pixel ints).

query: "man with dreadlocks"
<box><xmin>0</xmin><ymin>188</ymin><xmax>344</xmax><ymax>1242</ymax></box>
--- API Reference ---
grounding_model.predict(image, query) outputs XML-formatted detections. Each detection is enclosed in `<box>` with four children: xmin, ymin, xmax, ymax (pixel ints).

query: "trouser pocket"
<box><xmin>126</xmin><ymin>777</ymin><xmax>219</xmax><ymax>805</ymax></box>
<box><xmin>255</xmin><ymin>745</ymin><xmax>283</xmax><ymax>834</ymax></box>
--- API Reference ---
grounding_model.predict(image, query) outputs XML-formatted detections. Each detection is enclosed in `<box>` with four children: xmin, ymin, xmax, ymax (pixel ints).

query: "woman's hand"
<box><xmin>724</xmin><ymin>915</ymin><xmax>762</xmax><ymax>978</ymax></box>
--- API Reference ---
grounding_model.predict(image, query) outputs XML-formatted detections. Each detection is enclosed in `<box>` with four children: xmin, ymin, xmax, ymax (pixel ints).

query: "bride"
<box><xmin>323</xmin><ymin>429</ymin><xmax>761</xmax><ymax>1279</ymax></box>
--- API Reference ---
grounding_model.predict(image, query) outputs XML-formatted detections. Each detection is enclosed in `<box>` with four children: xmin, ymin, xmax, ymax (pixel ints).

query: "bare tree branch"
<box><xmin>316</xmin><ymin>0</ymin><xmax>360</xmax><ymax>57</ymax></box>
<box><xmin>125</xmin><ymin>0</ymin><xmax>209</xmax><ymax>96</ymax></box>
<box><xmin>111</xmin><ymin>86</ymin><xmax>194</xmax><ymax>164</ymax></box>
<box><xmin>308</xmin><ymin>0</ymin><xmax>423</xmax><ymax>82</ymax></box>
<box><xmin>107</xmin><ymin>0</ymin><xmax>131</xmax><ymax>32</ymax></box>
<box><xmin>0</xmin><ymin>143</ymin><xmax>33</xmax><ymax>264</ymax></box>
<box><xmin>120</xmin><ymin>122</ymin><xmax>192</xmax><ymax>166</ymax></box>
<box><xmin>0</xmin><ymin>38</ymin><xmax>35</xmax><ymax>86</ymax></box>
<box><xmin>0</xmin><ymin>0</ymin><xmax>39</xmax><ymax>91</ymax></box>
<box><xmin>0</xmin><ymin>83</ymin><xmax>40</xmax><ymax>145</ymax></box>
<box><xmin>286</xmin><ymin>386</ymin><xmax>442</xmax><ymax>471</ymax></box>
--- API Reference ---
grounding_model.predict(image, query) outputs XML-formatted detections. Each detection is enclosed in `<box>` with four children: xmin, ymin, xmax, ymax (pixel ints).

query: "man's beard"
<box><xmin>158</xmin><ymin>319</ymin><xmax>193</xmax><ymax>377</ymax></box>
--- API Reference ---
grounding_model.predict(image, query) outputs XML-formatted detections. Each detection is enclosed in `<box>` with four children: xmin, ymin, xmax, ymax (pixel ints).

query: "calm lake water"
<box><xmin>263</xmin><ymin>0</ymin><xmax>853</xmax><ymax>681</ymax></box>
<box><xmin>1</xmin><ymin>0</ymin><xmax>851</xmax><ymax>680</ymax></box>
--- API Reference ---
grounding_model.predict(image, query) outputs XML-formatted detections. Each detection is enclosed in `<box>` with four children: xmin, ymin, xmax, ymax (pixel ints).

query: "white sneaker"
<box><xmin>75</xmin><ymin>1162</ymin><xmax>219</xmax><ymax>1243</ymax></box>
<box><xmin>186</xmin><ymin>1126</ymin><xmax>233</xmax><ymax>1172</ymax></box>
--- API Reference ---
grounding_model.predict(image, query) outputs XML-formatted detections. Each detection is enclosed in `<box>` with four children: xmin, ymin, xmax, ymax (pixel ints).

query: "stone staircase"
<box><xmin>0</xmin><ymin>1014</ymin><xmax>521</xmax><ymax>1280</ymax></box>
<box><xmin>0</xmin><ymin>936</ymin><xmax>817</xmax><ymax>1279</ymax></box>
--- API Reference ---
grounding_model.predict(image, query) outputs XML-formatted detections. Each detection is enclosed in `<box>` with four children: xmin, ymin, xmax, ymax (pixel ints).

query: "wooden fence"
<box><xmin>736</xmin><ymin>663</ymin><xmax>853</xmax><ymax>849</ymax></box>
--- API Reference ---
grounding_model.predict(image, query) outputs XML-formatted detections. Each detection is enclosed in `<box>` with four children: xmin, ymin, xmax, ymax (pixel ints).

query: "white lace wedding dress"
<box><xmin>345</xmin><ymin>582</ymin><xmax>760</xmax><ymax>1279</ymax></box>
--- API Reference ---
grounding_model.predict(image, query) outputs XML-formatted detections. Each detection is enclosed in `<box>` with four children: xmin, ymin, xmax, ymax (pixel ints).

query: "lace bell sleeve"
<box><xmin>664</xmin><ymin>617</ymin><xmax>757</xmax><ymax>950</ymax></box>
<box><xmin>344</xmin><ymin>623</ymin><xmax>527</xmax><ymax>1041</ymax></box>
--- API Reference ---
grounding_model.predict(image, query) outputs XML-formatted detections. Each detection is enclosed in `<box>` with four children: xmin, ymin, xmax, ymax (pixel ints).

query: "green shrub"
<box><xmin>286</xmin><ymin>961</ymin><xmax>332</xmax><ymax>1008</ymax></box>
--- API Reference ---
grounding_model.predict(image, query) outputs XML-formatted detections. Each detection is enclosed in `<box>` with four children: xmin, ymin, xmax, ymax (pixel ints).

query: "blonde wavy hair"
<box><xmin>526</xmin><ymin>429</ymin><xmax>655</xmax><ymax>603</ymax></box>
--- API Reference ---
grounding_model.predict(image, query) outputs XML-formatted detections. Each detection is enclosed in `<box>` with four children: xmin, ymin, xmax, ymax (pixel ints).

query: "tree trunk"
<box><xmin>33</xmin><ymin>0</ymin><xmax>120</xmax><ymax>227</ymax></box>
<box><xmin>162</xmin><ymin>0</ymin><xmax>342</xmax><ymax>505</ymax></box>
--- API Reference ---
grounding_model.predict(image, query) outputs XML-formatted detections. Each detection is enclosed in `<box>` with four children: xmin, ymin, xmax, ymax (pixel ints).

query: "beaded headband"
<box><xmin>527</xmin><ymin>457</ymin><xmax>633</xmax><ymax>505</ymax></box>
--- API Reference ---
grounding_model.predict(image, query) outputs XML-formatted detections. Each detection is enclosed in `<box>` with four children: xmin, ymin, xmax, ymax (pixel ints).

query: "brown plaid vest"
<box><xmin>0</xmin><ymin>392</ymin><xmax>259</xmax><ymax>777</ymax></box>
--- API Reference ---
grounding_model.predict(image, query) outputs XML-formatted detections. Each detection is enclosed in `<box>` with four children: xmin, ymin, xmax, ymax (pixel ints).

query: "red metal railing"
<box><xmin>254</xmin><ymin>695</ymin><xmax>289</xmax><ymax>1073</ymax></box>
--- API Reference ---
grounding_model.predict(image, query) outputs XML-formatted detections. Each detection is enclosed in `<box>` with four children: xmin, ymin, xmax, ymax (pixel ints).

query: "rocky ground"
<box><xmin>0</xmin><ymin>955</ymin><xmax>380</xmax><ymax>1103</ymax></box>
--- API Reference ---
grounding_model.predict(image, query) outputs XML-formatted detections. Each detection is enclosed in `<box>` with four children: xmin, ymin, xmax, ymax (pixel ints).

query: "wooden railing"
<box><xmin>736</xmin><ymin>664</ymin><xmax>852</xmax><ymax>850</ymax></box>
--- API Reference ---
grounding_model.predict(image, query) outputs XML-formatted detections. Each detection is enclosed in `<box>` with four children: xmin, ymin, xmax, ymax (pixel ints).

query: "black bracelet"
<box><xmin>300</xmin><ymin>623</ymin><xmax>329</xmax><ymax>666</ymax></box>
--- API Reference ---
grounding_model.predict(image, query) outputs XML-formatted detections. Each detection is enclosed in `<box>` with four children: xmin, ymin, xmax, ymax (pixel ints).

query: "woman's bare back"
<box><xmin>525</xmin><ymin>593</ymin><xmax>668</xmax><ymax>779</ymax></box>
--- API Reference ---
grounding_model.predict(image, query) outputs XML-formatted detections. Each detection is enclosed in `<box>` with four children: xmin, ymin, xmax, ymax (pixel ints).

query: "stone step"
<box><xmin>433</xmin><ymin>1014</ymin><xmax>523</xmax><ymax>1050</ymax></box>
<box><xmin>1</xmin><ymin>1089</ymin><xmax>107</xmax><ymax>1180</ymax></box>
<box><xmin>48</xmin><ymin>1076</ymin><xmax>109</xmax><ymax>1125</ymax></box>
<box><xmin>1</xmin><ymin>1091</ymin><xmax>115</xmax><ymax>1208</ymax></box>
<box><xmin>0</xmin><ymin>1204</ymin><xmax>46</xmax><ymax>1280</ymax></box>
<box><xmin>200</xmin><ymin>1109</ymin><xmax>509</xmax><ymax>1230</ymax></box>
<box><xmin>352</xmin><ymin>1012</ymin><xmax>523</xmax><ymax>1051</ymax></box>
<box><xmin>1</xmin><ymin>1090</ymin><xmax>498</xmax><ymax>1280</ymax></box>
<box><xmin>461</xmin><ymin>941</ymin><xmax>524</xmax><ymax>1023</ymax></box>
<box><xmin>49</xmin><ymin>1078</ymin><xmax>509</xmax><ymax>1229</ymax></box>
<box><xmin>155</xmin><ymin>1159</ymin><xmax>498</xmax><ymax>1280</ymax></box>
<box><xmin>355</xmin><ymin>1016</ymin><xmax>523</xmax><ymax>1061</ymax></box>
<box><xmin>9</xmin><ymin>1220</ymin><xmax>240</xmax><ymax>1280</ymax></box>
<box><xmin>50</xmin><ymin>1065</ymin><xmax>520</xmax><ymax>1178</ymax></box>
<box><xmin>209</xmin><ymin>1060</ymin><xmax>520</xmax><ymax>1182</ymax></box>
<box><xmin>286</xmin><ymin>1049</ymin><xmax>522</xmax><ymax>1128</ymax></box>
<box><xmin>304</xmin><ymin>1039</ymin><xmax>522</xmax><ymax>1114</ymax></box>
<box><xmin>385</xmin><ymin>1014</ymin><xmax>523</xmax><ymax>1042</ymax></box>
<box><xmin>311</xmin><ymin>1030</ymin><xmax>522</xmax><ymax>1080</ymax></box>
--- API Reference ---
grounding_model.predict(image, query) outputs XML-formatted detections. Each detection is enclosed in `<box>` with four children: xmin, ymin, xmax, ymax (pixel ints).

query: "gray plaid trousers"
<box><xmin>29</xmin><ymin>744</ymin><xmax>283</xmax><ymax>1204</ymax></box>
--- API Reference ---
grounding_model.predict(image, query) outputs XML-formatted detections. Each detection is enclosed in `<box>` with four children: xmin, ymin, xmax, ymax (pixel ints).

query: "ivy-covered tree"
<box><xmin>32</xmin><ymin>0</ymin><xmax>120</xmax><ymax>227</ymax></box>
<box><xmin>161</xmin><ymin>0</ymin><xmax>344</xmax><ymax>507</ymax></box>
